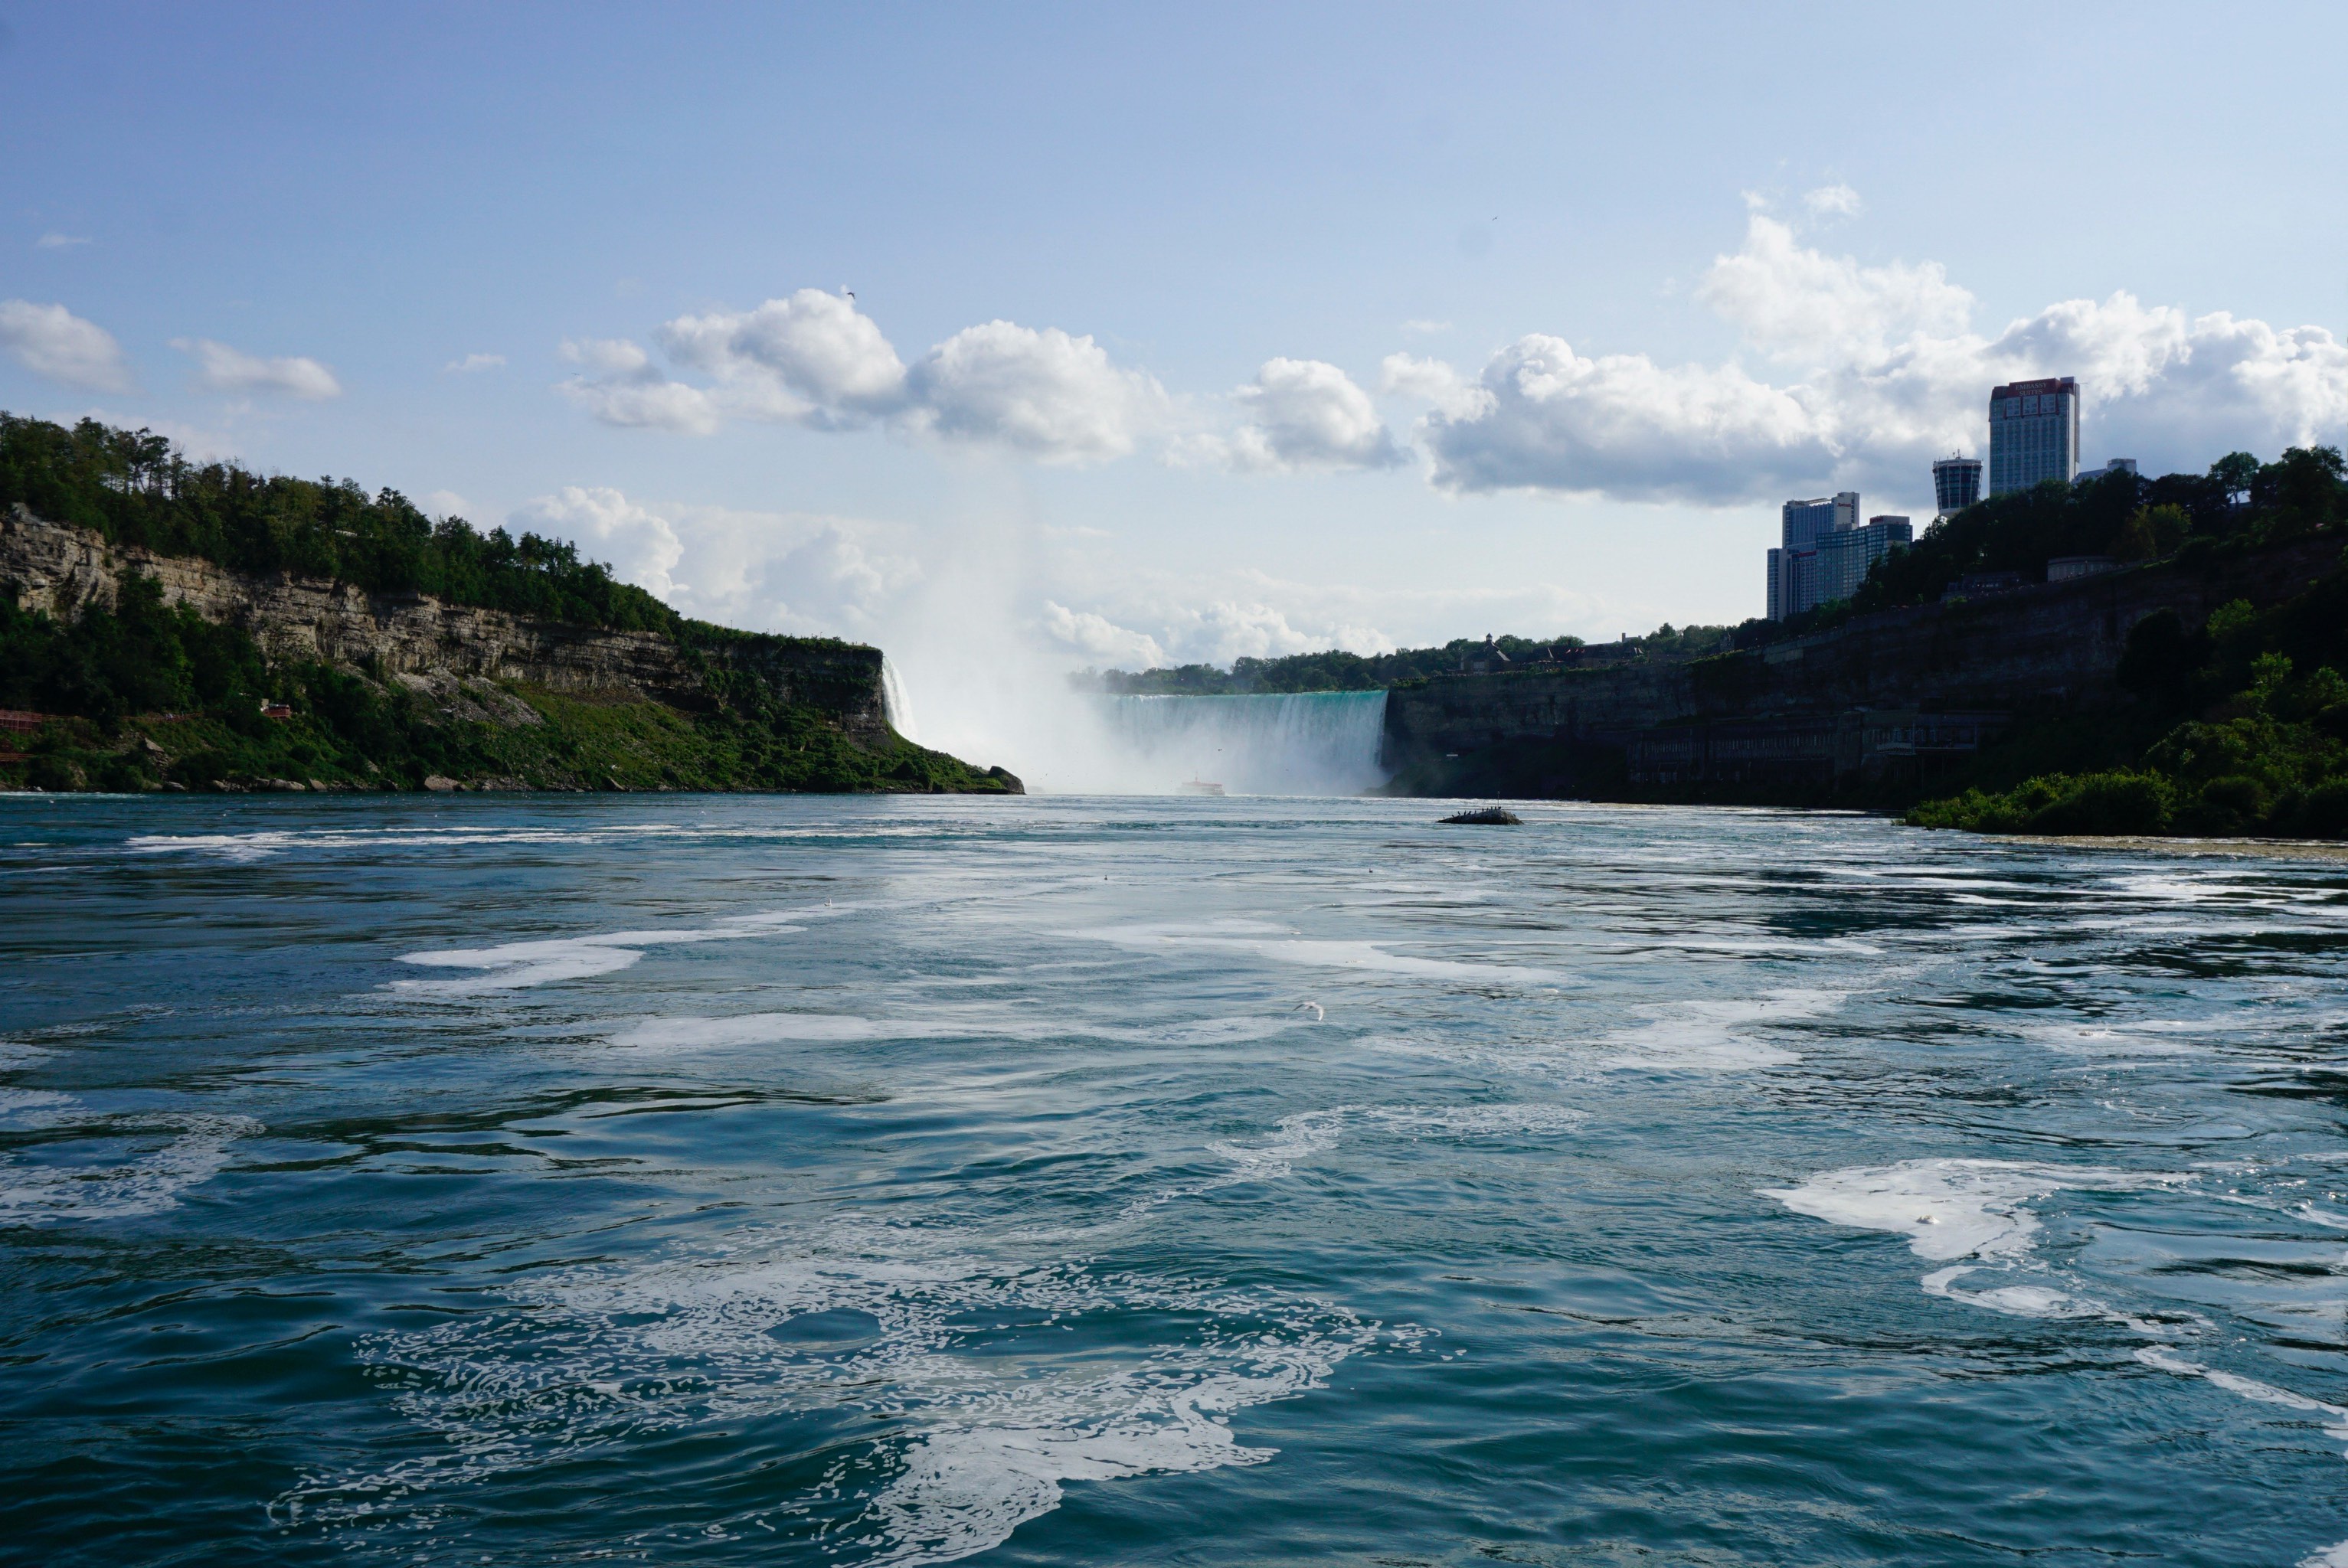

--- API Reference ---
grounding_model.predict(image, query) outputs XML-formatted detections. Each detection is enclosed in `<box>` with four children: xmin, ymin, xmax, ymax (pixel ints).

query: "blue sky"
<box><xmin>6</xmin><ymin>2</ymin><xmax>2347</xmax><ymax>737</ymax></box>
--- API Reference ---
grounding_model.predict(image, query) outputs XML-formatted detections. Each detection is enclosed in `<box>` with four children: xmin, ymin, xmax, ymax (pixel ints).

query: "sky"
<box><xmin>5</xmin><ymin>2</ymin><xmax>2348</xmax><ymax>748</ymax></box>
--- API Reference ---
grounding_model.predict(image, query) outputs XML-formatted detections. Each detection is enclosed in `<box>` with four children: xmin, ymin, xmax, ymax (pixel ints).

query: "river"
<box><xmin>4</xmin><ymin>793</ymin><xmax>2347</xmax><ymax>1566</ymax></box>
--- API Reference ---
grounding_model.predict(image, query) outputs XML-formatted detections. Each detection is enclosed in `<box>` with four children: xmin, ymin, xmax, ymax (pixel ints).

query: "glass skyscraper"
<box><xmin>1987</xmin><ymin>377</ymin><xmax>2078</xmax><ymax>495</ymax></box>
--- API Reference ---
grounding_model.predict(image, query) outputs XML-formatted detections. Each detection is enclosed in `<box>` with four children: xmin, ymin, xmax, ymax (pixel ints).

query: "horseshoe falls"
<box><xmin>1088</xmin><ymin>691</ymin><xmax>1389</xmax><ymax>795</ymax></box>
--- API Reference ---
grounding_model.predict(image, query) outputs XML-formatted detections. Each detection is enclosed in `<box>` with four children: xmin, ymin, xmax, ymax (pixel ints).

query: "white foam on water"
<box><xmin>2019</xmin><ymin>1018</ymin><xmax>2222</xmax><ymax>1057</ymax></box>
<box><xmin>126</xmin><ymin>826</ymin><xmax>618</xmax><ymax>862</ymax></box>
<box><xmin>0</xmin><ymin>1110</ymin><xmax>261</xmax><ymax>1223</ymax></box>
<box><xmin>1080</xmin><ymin>921</ymin><xmax>1569</xmax><ymax>988</ymax></box>
<box><xmin>1207</xmin><ymin>1103</ymin><xmax>1586</xmax><ymax>1186</ymax></box>
<box><xmin>1768</xmin><ymin>1159</ymin><xmax>2201</xmax><ymax>1337</ymax></box>
<box><xmin>279</xmin><ymin>1222</ymin><xmax>1411</xmax><ymax>1563</ymax></box>
<box><xmin>1763</xmin><ymin>1158</ymin><xmax>2181</xmax><ymax>1264</ymax></box>
<box><xmin>1118</xmin><ymin>1102</ymin><xmax>1584</xmax><ymax>1223</ymax></box>
<box><xmin>393</xmin><ymin>912</ymin><xmax>809</xmax><ymax>994</ymax></box>
<box><xmin>1205</xmin><ymin>1110</ymin><xmax>1347</xmax><ymax>1188</ymax></box>
<box><xmin>1365</xmin><ymin>1104</ymin><xmax>1587</xmax><ymax>1138</ymax></box>
<box><xmin>1127</xmin><ymin>1016</ymin><xmax>1313</xmax><ymax>1047</ymax></box>
<box><xmin>0</xmin><ymin>1087</ymin><xmax>74</xmax><ymax>1123</ymax></box>
<box><xmin>2301</xmin><ymin>1541</ymin><xmax>2348</xmax><ymax>1568</ymax></box>
<box><xmin>394</xmin><ymin>936</ymin><xmax>655</xmax><ymax>991</ymax></box>
<box><xmin>1601</xmin><ymin>989</ymin><xmax>1840</xmax><ymax>1073</ymax></box>
<box><xmin>0</xmin><ymin>1040</ymin><xmax>58</xmax><ymax>1072</ymax></box>
<box><xmin>2134</xmin><ymin>1345</ymin><xmax>2348</xmax><ymax>1444</ymax></box>
<box><xmin>1918</xmin><ymin>1268</ymin><xmax>2108</xmax><ymax>1320</ymax></box>
<box><xmin>126</xmin><ymin>829</ymin><xmax>306</xmax><ymax>862</ymax></box>
<box><xmin>124</xmin><ymin>821</ymin><xmax>981</xmax><ymax>864</ymax></box>
<box><xmin>609</xmin><ymin>1013</ymin><xmax>924</xmax><ymax>1050</ymax></box>
<box><xmin>605</xmin><ymin>1011</ymin><xmax>1315</xmax><ymax>1056</ymax></box>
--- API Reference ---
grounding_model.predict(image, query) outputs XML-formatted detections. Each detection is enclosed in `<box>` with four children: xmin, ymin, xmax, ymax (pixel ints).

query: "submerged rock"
<box><xmin>1440</xmin><ymin>806</ymin><xmax>1521</xmax><ymax>825</ymax></box>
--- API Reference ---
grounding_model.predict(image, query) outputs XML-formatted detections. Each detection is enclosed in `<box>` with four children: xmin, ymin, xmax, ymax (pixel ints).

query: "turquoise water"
<box><xmin>5</xmin><ymin>794</ymin><xmax>2348</xmax><ymax>1566</ymax></box>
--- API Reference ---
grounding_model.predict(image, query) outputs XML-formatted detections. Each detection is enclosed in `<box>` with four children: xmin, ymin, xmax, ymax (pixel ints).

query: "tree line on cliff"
<box><xmin>1</xmin><ymin>413</ymin><xmax>683</xmax><ymax>633</ymax></box>
<box><xmin>1855</xmin><ymin>446</ymin><xmax>2345</xmax><ymax>612</ymax></box>
<box><xmin>1081</xmin><ymin>625</ymin><xmax>1761</xmax><ymax>694</ymax></box>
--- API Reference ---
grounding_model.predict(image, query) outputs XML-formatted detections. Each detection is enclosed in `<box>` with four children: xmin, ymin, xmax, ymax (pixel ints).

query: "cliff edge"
<box><xmin>1382</xmin><ymin>530</ymin><xmax>2344</xmax><ymax>812</ymax></box>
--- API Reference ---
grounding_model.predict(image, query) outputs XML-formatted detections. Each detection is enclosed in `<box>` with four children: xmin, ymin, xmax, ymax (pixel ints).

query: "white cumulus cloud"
<box><xmin>1396</xmin><ymin>200</ymin><xmax>2348</xmax><ymax>503</ymax></box>
<box><xmin>512</xmin><ymin>485</ymin><xmax>686</xmax><ymax>599</ymax></box>
<box><xmin>1189</xmin><ymin>358</ymin><xmax>1402</xmax><ymax>472</ymax></box>
<box><xmin>35</xmin><ymin>233</ymin><xmax>91</xmax><ymax>250</ymax></box>
<box><xmin>564</xmin><ymin>292</ymin><xmax>1163</xmax><ymax>463</ymax></box>
<box><xmin>174</xmin><ymin>338</ymin><xmax>342</xmax><ymax>400</ymax></box>
<box><xmin>1696</xmin><ymin>212</ymin><xmax>1971</xmax><ymax>368</ymax></box>
<box><xmin>1802</xmin><ymin>183</ymin><xmax>1863</xmax><ymax>218</ymax></box>
<box><xmin>907</xmin><ymin>320</ymin><xmax>1163</xmax><ymax>462</ymax></box>
<box><xmin>0</xmin><ymin>300</ymin><xmax>135</xmax><ymax>392</ymax></box>
<box><xmin>1378</xmin><ymin>353</ymin><xmax>1490</xmax><ymax>420</ymax></box>
<box><xmin>1417</xmin><ymin>335</ymin><xmax>1830</xmax><ymax>502</ymax></box>
<box><xmin>557</xmin><ymin>338</ymin><xmax>718</xmax><ymax>434</ymax></box>
<box><xmin>509</xmin><ymin>485</ymin><xmax>921</xmax><ymax>639</ymax></box>
<box><xmin>658</xmin><ymin>288</ymin><xmax>907</xmax><ymax>426</ymax></box>
<box><xmin>444</xmin><ymin>352</ymin><xmax>505</xmax><ymax>374</ymax></box>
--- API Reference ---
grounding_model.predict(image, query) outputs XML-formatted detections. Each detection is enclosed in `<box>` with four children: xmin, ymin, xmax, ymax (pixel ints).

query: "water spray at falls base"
<box><xmin>1083</xmin><ymin>691</ymin><xmax>1389</xmax><ymax>795</ymax></box>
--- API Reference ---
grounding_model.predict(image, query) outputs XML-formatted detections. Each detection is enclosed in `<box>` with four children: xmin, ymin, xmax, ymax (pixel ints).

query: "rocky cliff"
<box><xmin>1</xmin><ymin>505</ymin><xmax>1020</xmax><ymax>795</ymax></box>
<box><xmin>2</xmin><ymin>502</ymin><xmax>894</xmax><ymax>745</ymax></box>
<box><xmin>1383</xmin><ymin>532</ymin><xmax>2344</xmax><ymax>800</ymax></box>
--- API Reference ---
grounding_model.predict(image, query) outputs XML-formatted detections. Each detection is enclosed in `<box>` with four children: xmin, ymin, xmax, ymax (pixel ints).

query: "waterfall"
<box><xmin>881</xmin><ymin>657</ymin><xmax>921</xmax><ymax>744</ymax></box>
<box><xmin>1091</xmin><ymin>691</ymin><xmax>1389</xmax><ymax>795</ymax></box>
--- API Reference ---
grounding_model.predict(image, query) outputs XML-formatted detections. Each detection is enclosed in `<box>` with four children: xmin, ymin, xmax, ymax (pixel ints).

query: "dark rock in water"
<box><xmin>1440</xmin><ymin>806</ymin><xmax>1521</xmax><ymax>825</ymax></box>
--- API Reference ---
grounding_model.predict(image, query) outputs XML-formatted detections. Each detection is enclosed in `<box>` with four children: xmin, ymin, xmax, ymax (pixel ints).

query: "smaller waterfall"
<box><xmin>881</xmin><ymin>657</ymin><xmax>921</xmax><ymax>744</ymax></box>
<box><xmin>1092</xmin><ymin>691</ymin><xmax>1388</xmax><ymax>795</ymax></box>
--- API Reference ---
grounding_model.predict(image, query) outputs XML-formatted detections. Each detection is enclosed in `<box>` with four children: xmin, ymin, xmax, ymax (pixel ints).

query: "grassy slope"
<box><xmin>6</xmin><ymin>677</ymin><xmax>1012</xmax><ymax>795</ymax></box>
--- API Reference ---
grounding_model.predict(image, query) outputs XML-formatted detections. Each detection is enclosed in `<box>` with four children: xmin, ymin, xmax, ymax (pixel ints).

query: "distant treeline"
<box><xmin>1083</xmin><ymin>624</ymin><xmax>1745</xmax><ymax>694</ymax></box>
<box><xmin>1</xmin><ymin>414</ymin><xmax>683</xmax><ymax>635</ymax></box>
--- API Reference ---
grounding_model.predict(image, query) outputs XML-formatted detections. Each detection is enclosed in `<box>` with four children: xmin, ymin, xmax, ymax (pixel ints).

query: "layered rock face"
<box><xmin>1</xmin><ymin>505</ymin><xmax>891</xmax><ymax>745</ymax></box>
<box><xmin>1383</xmin><ymin>532</ymin><xmax>2343</xmax><ymax>795</ymax></box>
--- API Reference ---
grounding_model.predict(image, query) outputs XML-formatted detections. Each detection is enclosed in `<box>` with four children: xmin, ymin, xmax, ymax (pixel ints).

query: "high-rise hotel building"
<box><xmin>1987</xmin><ymin>377</ymin><xmax>2079</xmax><ymax>495</ymax></box>
<box><xmin>1766</xmin><ymin>492</ymin><xmax>1911</xmax><ymax>620</ymax></box>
